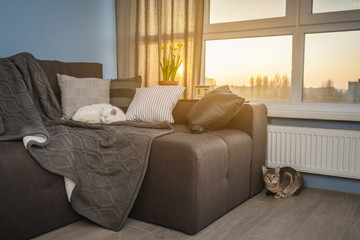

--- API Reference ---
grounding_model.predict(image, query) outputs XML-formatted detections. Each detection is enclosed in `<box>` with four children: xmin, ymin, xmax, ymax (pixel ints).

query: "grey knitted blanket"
<box><xmin>0</xmin><ymin>52</ymin><xmax>172</xmax><ymax>231</ymax></box>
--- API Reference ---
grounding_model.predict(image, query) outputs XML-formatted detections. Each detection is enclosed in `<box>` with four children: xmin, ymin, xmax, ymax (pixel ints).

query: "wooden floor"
<box><xmin>33</xmin><ymin>188</ymin><xmax>360</xmax><ymax>240</ymax></box>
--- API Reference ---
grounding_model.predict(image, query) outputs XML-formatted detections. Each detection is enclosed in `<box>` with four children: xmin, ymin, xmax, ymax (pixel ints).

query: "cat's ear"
<box><xmin>262</xmin><ymin>165</ymin><xmax>268</xmax><ymax>175</ymax></box>
<box><xmin>275</xmin><ymin>166</ymin><xmax>280</xmax><ymax>175</ymax></box>
<box><xmin>111</xmin><ymin>109</ymin><xmax>117</xmax><ymax>115</ymax></box>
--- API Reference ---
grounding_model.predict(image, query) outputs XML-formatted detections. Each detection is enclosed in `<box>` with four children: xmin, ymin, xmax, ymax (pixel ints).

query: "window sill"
<box><xmin>250</xmin><ymin>100</ymin><xmax>360</xmax><ymax>122</ymax></box>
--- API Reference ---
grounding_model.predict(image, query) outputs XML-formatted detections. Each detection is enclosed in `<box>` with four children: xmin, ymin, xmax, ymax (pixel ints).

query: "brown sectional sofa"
<box><xmin>0</xmin><ymin>59</ymin><xmax>267</xmax><ymax>239</ymax></box>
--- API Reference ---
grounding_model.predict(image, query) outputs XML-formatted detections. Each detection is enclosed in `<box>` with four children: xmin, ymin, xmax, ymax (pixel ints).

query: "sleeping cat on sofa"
<box><xmin>72</xmin><ymin>103</ymin><xmax>126</xmax><ymax>124</ymax></box>
<box><xmin>262</xmin><ymin>165</ymin><xmax>304</xmax><ymax>198</ymax></box>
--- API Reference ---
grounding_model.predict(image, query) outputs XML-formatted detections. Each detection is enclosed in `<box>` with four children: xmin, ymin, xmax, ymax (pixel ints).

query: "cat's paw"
<box><xmin>280</xmin><ymin>192</ymin><xmax>289</xmax><ymax>198</ymax></box>
<box><xmin>275</xmin><ymin>192</ymin><xmax>289</xmax><ymax>198</ymax></box>
<box><xmin>266</xmin><ymin>190</ymin><xmax>275</xmax><ymax>196</ymax></box>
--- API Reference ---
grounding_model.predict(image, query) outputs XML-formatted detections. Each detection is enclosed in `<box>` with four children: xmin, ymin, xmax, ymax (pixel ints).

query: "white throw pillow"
<box><xmin>126</xmin><ymin>85</ymin><xmax>185</xmax><ymax>123</ymax></box>
<box><xmin>57</xmin><ymin>74</ymin><xmax>111</xmax><ymax>119</ymax></box>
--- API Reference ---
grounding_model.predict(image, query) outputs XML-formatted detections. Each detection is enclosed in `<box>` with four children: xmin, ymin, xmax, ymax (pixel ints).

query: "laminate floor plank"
<box><xmin>32</xmin><ymin>188</ymin><xmax>360</xmax><ymax>240</ymax></box>
<box><xmin>85</xmin><ymin>224</ymin><xmax>153</xmax><ymax>240</ymax></box>
<box><xmin>32</xmin><ymin>220</ymin><xmax>107</xmax><ymax>240</ymax></box>
<box><xmin>267</xmin><ymin>187</ymin><xmax>328</xmax><ymax>224</ymax></box>
<box><xmin>238</xmin><ymin>218</ymin><xmax>304</xmax><ymax>240</ymax></box>
<box><xmin>125</xmin><ymin>218</ymin><xmax>161</xmax><ymax>232</ymax></box>
<box><xmin>192</xmin><ymin>199</ymin><xmax>281</xmax><ymax>240</ymax></box>
<box><xmin>291</xmin><ymin>190</ymin><xmax>360</xmax><ymax>240</ymax></box>
<box><xmin>341</xmin><ymin>202</ymin><xmax>360</xmax><ymax>240</ymax></box>
<box><xmin>146</xmin><ymin>226</ymin><xmax>192</xmax><ymax>240</ymax></box>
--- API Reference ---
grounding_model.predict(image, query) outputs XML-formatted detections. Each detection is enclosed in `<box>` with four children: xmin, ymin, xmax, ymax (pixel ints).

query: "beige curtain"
<box><xmin>115</xmin><ymin>0</ymin><xmax>204</xmax><ymax>99</ymax></box>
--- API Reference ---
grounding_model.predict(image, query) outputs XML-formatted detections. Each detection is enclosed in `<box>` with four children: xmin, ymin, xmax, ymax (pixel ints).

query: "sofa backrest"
<box><xmin>38</xmin><ymin>60</ymin><xmax>103</xmax><ymax>104</ymax></box>
<box><xmin>172</xmin><ymin>99</ymin><xmax>198</xmax><ymax>124</ymax></box>
<box><xmin>36</xmin><ymin>59</ymin><xmax>204</xmax><ymax>125</ymax></box>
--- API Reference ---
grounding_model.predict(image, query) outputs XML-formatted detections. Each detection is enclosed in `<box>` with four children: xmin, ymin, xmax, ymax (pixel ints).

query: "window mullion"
<box><xmin>291</xmin><ymin>0</ymin><xmax>304</xmax><ymax>104</ymax></box>
<box><xmin>291</xmin><ymin>29</ymin><xmax>305</xmax><ymax>104</ymax></box>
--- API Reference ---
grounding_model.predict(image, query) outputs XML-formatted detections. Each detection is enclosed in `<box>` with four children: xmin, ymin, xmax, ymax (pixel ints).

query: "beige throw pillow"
<box><xmin>57</xmin><ymin>74</ymin><xmax>111</xmax><ymax>119</ymax></box>
<box><xmin>187</xmin><ymin>86</ymin><xmax>245</xmax><ymax>133</ymax></box>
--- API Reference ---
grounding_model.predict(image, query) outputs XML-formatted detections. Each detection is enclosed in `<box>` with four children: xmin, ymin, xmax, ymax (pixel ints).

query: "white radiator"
<box><xmin>267</xmin><ymin>125</ymin><xmax>360</xmax><ymax>179</ymax></box>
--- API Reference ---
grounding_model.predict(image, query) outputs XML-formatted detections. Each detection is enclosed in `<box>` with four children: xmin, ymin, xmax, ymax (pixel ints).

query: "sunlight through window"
<box><xmin>303</xmin><ymin>30</ymin><xmax>360</xmax><ymax>103</ymax></box>
<box><xmin>312</xmin><ymin>0</ymin><xmax>360</xmax><ymax>13</ymax></box>
<box><xmin>209</xmin><ymin>0</ymin><xmax>286</xmax><ymax>23</ymax></box>
<box><xmin>205</xmin><ymin>36</ymin><xmax>292</xmax><ymax>101</ymax></box>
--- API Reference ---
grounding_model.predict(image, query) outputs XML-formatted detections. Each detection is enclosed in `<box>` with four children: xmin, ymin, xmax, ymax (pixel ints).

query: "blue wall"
<box><xmin>302</xmin><ymin>173</ymin><xmax>360</xmax><ymax>194</ymax></box>
<box><xmin>0</xmin><ymin>0</ymin><xmax>117</xmax><ymax>78</ymax></box>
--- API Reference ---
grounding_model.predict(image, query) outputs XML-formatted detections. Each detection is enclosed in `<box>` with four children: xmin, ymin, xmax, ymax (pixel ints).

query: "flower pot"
<box><xmin>158</xmin><ymin>81</ymin><xmax>179</xmax><ymax>86</ymax></box>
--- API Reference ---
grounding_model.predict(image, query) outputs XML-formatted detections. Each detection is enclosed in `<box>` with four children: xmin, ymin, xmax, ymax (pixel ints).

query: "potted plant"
<box><xmin>158</xmin><ymin>42</ymin><xmax>183</xmax><ymax>85</ymax></box>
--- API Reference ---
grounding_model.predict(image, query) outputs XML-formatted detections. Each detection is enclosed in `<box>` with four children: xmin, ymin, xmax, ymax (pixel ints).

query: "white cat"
<box><xmin>72</xmin><ymin>103</ymin><xmax>126</xmax><ymax>124</ymax></box>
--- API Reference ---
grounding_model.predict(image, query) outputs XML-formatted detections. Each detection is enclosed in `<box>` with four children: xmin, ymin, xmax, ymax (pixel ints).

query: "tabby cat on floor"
<box><xmin>262</xmin><ymin>165</ymin><xmax>304</xmax><ymax>198</ymax></box>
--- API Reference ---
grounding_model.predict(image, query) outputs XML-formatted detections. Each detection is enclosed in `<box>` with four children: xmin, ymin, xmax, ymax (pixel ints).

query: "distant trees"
<box><xmin>227</xmin><ymin>74</ymin><xmax>348</xmax><ymax>102</ymax></box>
<box><xmin>321</xmin><ymin>79</ymin><xmax>334</xmax><ymax>88</ymax></box>
<box><xmin>262</xmin><ymin>75</ymin><xmax>268</xmax><ymax>89</ymax></box>
<box><xmin>303</xmin><ymin>79</ymin><xmax>347</xmax><ymax>102</ymax></box>
<box><xmin>249</xmin><ymin>76</ymin><xmax>254</xmax><ymax>88</ymax></box>
<box><xmin>245</xmin><ymin>73</ymin><xmax>290</xmax><ymax>100</ymax></box>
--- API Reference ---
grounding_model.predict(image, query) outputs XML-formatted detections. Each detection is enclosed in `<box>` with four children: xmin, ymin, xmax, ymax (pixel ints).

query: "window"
<box><xmin>205</xmin><ymin>36</ymin><xmax>292</xmax><ymax>101</ymax></box>
<box><xmin>209</xmin><ymin>0</ymin><xmax>286</xmax><ymax>23</ymax></box>
<box><xmin>202</xmin><ymin>0</ymin><xmax>360</xmax><ymax>121</ymax></box>
<box><xmin>303</xmin><ymin>30</ymin><xmax>360</xmax><ymax>103</ymax></box>
<box><xmin>312</xmin><ymin>0</ymin><xmax>360</xmax><ymax>14</ymax></box>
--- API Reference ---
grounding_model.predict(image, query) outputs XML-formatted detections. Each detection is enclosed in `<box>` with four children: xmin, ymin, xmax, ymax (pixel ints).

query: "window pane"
<box><xmin>209</xmin><ymin>0</ymin><xmax>286</xmax><ymax>24</ymax></box>
<box><xmin>313</xmin><ymin>0</ymin><xmax>360</xmax><ymax>13</ymax></box>
<box><xmin>205</xmin><ymin>36</ymin><xmax>292</xmax><ymax>101</ymax></box>
<box><xmin>303</xmin><ymin>31</ymin><xmax>360</xmax><ymax>103</ymax></box>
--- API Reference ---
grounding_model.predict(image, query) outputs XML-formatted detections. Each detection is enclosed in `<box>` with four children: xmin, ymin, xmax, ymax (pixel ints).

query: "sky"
<box><xmin>205</xmin><ymin>36</ymin><xmax>292</xmax><ymax>87</ymax></box>
<box><xmin>206</xmin><ymin>0</ymin><xmax>360</xmax><ymax>90</ymax></box>
<box><xmin>210</xmin><ymin>0</ymin><xmax>286</xmax><ymax>23</ymax></box>
<box><xmin>312</xmin><ymin>0</ymin><xmax>360</xmax><ymax>13</ymax></box>
<box><xmin>210</xmin><ymin>0</ymin><xmax>360</xmax><ymax>23</ymax></box>
<box><xmin>304</xmin><ymin>30</ymin><xmax>360</xmax><ymax>90</ymax></box>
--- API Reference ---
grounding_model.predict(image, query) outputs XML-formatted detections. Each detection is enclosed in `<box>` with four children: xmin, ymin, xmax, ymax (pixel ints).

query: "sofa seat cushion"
<box><xmin>0</xmin><ymin>141</ymin><xmax>81</xmax><ymax>240</ymax></box>
<box><xmin>130</xmin><ymin>124</ymin><xmax>253</xmax><ymax>234</ymax></box>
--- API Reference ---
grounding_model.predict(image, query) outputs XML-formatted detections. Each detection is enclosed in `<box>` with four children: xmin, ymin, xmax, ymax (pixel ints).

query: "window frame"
<box><xmin>204</xmin><ymin>0</ymin><xmax>296</xmax><ymax>33</ymax></box>
<box><xmin>201</xmin><ymin>0</ymin><xmax>360</xmax><ymax>121</ymax></box>
<box><xmin>300</xmin><ymin>0</ymin><xmax>360</xmax><ymax>25</ymax></box>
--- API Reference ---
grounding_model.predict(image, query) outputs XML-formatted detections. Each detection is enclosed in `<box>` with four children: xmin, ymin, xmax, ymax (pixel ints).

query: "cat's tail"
<box><xmin>294</xmin><ymin>172</ymin><xmax>304</xmax><ymax>195</ymax></box>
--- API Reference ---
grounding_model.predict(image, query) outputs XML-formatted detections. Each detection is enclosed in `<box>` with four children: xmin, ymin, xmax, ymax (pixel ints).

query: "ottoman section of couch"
<box><xmin>130</xmin><ymin>124</ymin><xmax>252</xmax><ymax>234</ymax></box>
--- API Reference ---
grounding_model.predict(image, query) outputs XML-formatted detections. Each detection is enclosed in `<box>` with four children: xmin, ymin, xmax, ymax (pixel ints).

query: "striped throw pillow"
<box><xmin>126</xmin><ymin>85</ymin><xmax>185</xmax><ymax>123</ymax></box>
<box><xmin>110</xmin><ymin>76</ymin><xmax>142</xmax><ymax>113</ymax></box>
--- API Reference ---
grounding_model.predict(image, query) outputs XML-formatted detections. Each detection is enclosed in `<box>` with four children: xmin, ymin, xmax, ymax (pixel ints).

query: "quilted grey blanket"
<box><xmin>0</xmin><ymin>53</ymin><xmax>173</xmax><ymax>231</ymax></box>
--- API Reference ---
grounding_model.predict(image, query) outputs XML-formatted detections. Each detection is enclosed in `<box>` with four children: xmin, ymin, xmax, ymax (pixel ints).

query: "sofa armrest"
<box><xmin>226</xmin><ymin>103</ymin><xmax>268</xmax><ymax>197</ymax></box>
<box><xmin>174</xmin><ymin>100</ymin><xmax>267</xmax><ymax>197</ymax></box>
